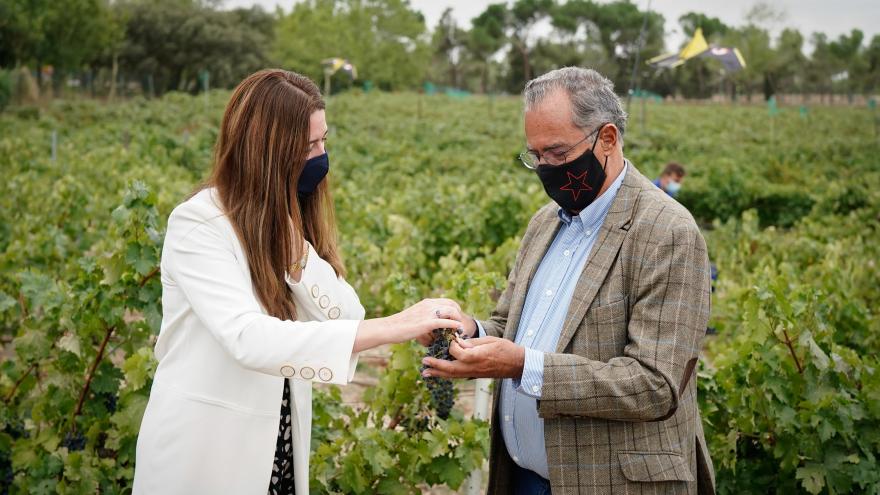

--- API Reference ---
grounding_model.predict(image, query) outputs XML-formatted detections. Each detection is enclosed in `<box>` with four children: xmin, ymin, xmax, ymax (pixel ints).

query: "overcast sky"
<box><xmin>224</xmin><ymin>0</ymin><xmax>879</xmax><ymax>52</ymax></box>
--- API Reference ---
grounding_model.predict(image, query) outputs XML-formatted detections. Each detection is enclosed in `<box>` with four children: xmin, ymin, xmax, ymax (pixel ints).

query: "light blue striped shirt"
<box><xmin>477</xmin><ymin>162</ymin><xmax>627</xmax><ymax>479</ymax></box>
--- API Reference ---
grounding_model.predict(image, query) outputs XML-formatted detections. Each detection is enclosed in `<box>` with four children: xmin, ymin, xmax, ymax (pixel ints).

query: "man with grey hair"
<box><xmin>422</xmin><ymin>67</ymin><xmax>716</xmax><ymax>494</ymax></box>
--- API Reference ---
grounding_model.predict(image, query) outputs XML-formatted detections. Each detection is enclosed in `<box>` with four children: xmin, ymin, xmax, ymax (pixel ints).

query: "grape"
<box><xmin>1</xmin><ymin>450</ymin><xmax>12</xmax><ymax>493</ymax></box>
<box><xmin>421</xmin><ymin>328</ymin><xmax>459</xmax><ymax>419</ymax></box>
<box><xmin>99</xmin><ymin>392</ymin><xmax>118</xmax><ymax>413</ymax></box>
<box><xmin>61</xmin><ymin>431</ymin><xmax>86</xmax><ymax>452</ymax></box>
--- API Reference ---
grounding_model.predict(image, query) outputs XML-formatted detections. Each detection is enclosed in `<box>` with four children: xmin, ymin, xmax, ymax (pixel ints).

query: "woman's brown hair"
<box><xmin>196</xmin><ymin>69</ymin><xmax>345</xmax><ymax>320</ymax></box>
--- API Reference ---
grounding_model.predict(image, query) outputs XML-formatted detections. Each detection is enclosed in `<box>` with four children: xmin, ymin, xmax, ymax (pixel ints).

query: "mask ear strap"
<box><xmin>591</xmin><ymin>123</ymin><xmax>608</xmax><ymax>153</ymax></box>
<box><xmin>592</xmin><ymin>123</ymin><xmax>610</xmax><ymax>172</ymax></box>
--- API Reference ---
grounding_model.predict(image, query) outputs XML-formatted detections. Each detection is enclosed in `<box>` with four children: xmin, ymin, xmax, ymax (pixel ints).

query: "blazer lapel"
<box><xmin>503</xmin><ymin>209</ymin><xmax>561</xmax><ymax>342</ymax></box>
<box><xmin>554</xmin><ymin>164</ymin><xmax>643</xmax><ymax>353</ymax></box>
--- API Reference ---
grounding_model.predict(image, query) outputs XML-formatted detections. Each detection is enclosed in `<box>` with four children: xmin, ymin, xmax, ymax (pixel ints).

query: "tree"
<box><xmin>116</xmin><ymin>0</ymin><xmax>274</xmax><ymax>95</ymax></box>
<box><xmin>545</xmin><ymin>0</ymin><xmax>615</xmax><ymax>84</ymax></box>
<box><xmin>0</xmin><ymin>0</ymin><xmax>50</xmax><ymax>68</ymax></box>
<box><xmin>723</xmin><ymin>25</ymin><xmax>773</xmax><ymax>100</ymax></box>
<box><xmin>274</xmin><ymin>0</ymin><xmax>430</xmax><ymax>92</ymax></box>
<box><xmin>465</xmin><ymin>3</ymin><xmax>507</xmax><ymax>93</ymax></box>
<box><xmin>430</xmin><ymin>8</ymin><xmax>466</xmax><ymax>88</ymax></box>
<box><xmin>678</xmin><ymin>12</ymin><xmax>729</xmax><ymax>39</ymax></box>
<box><xmin>593</xmin><ymin>1</ymin><xmax>665</xmax><ymax>93</ymax></box>
<box><xmin>506</xmin><ymin>0</ymin><xmax>554</xmax><ymax>89</ymax></box>
<box><xmin>549</xmin><ymin>0</ymin><xmax>600</xmax><ymax>37</ymax></box>
<box><xmin>38</xmin><ymin>0</ymin><xmax>111</xmax><ymax>74</ymax></box>
<box><xmin>0</xmin><ymin>0</ymin><xmax>114</xmax><ymax>92</ymax></box>
<box><xmin>864</xmin><ymin>35</ymin><xmax>880</xmax><ymax>93</ymax></box>
<box><xmin>770</xmin><ymin>28</ymin><xmax>807</xmax><ymax>95</ymax></box>
<box><xmin>4</xmin><ymin>0</ymin><xmax>879</xmax><ymax>100</ymax></box>
<box><xmin>829</xmin><ymin>29</ymin><xmax>866</xmax><ymax>98</ymax></box>
<box><xmin>806</xmin><ymin>33</ymin><xmax>835</xmax><ymax>101</ymax></box>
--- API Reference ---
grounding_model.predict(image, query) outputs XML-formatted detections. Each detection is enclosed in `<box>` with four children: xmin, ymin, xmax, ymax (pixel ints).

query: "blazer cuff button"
<box><xmin>280</xmin><ymin>365</ymin><xmax>295</xmax><ymax>377</ymax></box>
<box><xmin>300</xmin><ymin>367</ymin><xmax>315</xmax><ymax>380</ymax></box>
<box><xmin>318</xmin><ymin>295</ymin><xmax>330</xmax><ymax>309</ymax></box>
<box><xmin>328</xmin><ymin>307</ymin><xmax>341</xmax><ymax>319</ymax></box>
<box><xmin>318</xmin><ymin>368</ymin><xmax>333</xmax><ymax>382</ymax></box>
<box><xmin>311</xmin><ymin>285</ymin><xmax>320</xmax><ymax>298</ymax></box>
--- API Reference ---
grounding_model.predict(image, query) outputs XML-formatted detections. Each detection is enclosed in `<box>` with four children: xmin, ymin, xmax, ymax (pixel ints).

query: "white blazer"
<box><xmin>133</xmin><ymin>187</ymin><xmax>365</xmax><ymax>495</ymax></box>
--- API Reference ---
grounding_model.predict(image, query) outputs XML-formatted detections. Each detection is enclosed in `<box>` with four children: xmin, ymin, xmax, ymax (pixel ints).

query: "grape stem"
<box><xmin>17</xmin><ymin>290</ymin><xmax>28</xmax><ymax>320</ymax></box>
<box><xmin>70</xmin><ymin>324</ymin><xmax>116</xmax><ymax>433</ymax></box>
<box><xmin>386</xmin><ymin>406</ymin><xmax>404</xmax><ymax>430</ymax></box>
<box><xmin>779</xmin><ymin>328</ymin><xmax>804</xmax><ymax>374</ymax></box>
<box><xmin>3</xmin><ymin>362</ymin><xmax>36</xmax><ymax>403</ymax></box>
<box><xmin>139</xmin><ymin>267</ymin><xmax>160</xmax><ymax>288</ymax></box>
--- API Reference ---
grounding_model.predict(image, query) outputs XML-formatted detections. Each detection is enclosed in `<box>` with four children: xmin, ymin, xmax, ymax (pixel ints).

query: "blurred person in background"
<box><xmin>654</xmin><ymin>161</ymin><xmax>686</xmax><ymax>197</ymax></box>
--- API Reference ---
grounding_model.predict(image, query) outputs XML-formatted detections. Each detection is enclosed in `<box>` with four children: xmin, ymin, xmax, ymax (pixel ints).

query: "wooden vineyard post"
<box><xmin>465</xmin><ymin>378</ymin><xmax>492</xmax><ymax>495</ymax></box>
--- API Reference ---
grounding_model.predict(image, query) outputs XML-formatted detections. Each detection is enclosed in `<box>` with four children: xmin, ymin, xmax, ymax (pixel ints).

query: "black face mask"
<box><xmin>298</xmin><ymin>152</ymin><xmax>330</xmax><ymax>196</ymax></box>
<box><xmin>535</xmin><ymin>125</ymin><xmax>608</xmax><ymax>212</ymax></box>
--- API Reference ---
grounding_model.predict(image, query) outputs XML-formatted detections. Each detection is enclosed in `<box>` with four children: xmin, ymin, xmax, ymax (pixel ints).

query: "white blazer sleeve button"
<box><xmin>318</xmin><ymin>295</ymin><xmax>330</xmax><ymax>309</ymax></box>
<box><xmin>327</xmin><ymin>307</ymin><xmax>341</xmax><ymax>320</ymax></box>
<box><xmin>300</xmin><ymin>367</ymin><xmax>315</xmax><ymax>380</ymax></box>
<box><xmin>318</xmin><ymin>367</ymin><xmax>333</xmax><ymax>382</ymax></box>
<box><xmin>310</xmin><ymin>285</ymin><xmax>320</xmax><ymax>299</ymax></box>
<box><xmin>280</xmin><ymin>365</ymin><xmax>295</xmax><ymax>377</ymax></box>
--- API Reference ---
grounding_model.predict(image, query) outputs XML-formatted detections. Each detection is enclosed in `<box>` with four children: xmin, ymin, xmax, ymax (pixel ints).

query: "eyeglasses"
<box><xmin>518</xmin><ymin>125</ymin><xmax>603</xmax><ymax>170</ymax></box>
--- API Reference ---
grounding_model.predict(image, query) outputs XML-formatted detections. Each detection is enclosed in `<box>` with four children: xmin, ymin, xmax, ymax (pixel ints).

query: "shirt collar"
<box><xmin>558</xmin><ymin>160</ymin><xmax>629</xmax><ymax>231</ymax></box>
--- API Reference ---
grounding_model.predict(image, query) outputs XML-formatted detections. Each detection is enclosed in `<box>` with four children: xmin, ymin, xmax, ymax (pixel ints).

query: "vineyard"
<box><xmin>1</xmin><ymin>91</ymin><xmax>879</xmax><ymax>494</ymax></box>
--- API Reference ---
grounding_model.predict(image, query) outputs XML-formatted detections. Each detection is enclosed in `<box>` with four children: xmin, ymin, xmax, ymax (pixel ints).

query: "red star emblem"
<box><xmin>559</xmin><ymin>171</ymin><xmax>592</xmax><ymax>201</ymax></box>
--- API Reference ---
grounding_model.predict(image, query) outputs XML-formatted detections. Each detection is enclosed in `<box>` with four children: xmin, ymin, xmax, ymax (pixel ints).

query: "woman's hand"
<box><xmin>413</xmin><ymin>302</ymin><xmax>478</xmax><ymax>346</ymax></box>
<box><xmin>389</xmin><ymin>298</ymin><xmax>465</xmax><ymax>345</ymax></box>
<box><xmin>353</xmin><ymin>298</ymin><xmax>465</xmax><ymax>353</ymax></box>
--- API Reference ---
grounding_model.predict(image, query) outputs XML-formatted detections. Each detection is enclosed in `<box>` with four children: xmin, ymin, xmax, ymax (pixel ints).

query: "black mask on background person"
<box><xmin>298</xmin><ymin>152</ymin><xmax>330</xmax><ymax>196</ymax></box>
<box><xmin>535</xmin><ymin>124</ymin><xmax>609</xmax><ymax>212</ymax></box>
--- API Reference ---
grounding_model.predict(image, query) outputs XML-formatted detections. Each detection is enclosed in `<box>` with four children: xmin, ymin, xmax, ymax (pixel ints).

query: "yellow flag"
<box><xmin>680</xmin><ymin>28</ymin><xmax>709</xmax><ymax>60</ymax></box>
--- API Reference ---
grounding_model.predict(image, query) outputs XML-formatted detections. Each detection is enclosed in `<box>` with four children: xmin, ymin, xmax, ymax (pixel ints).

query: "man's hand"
<box><xmin>421</xmin><ymin>336</ymin><xmax>525</xmax><ymax>379</ymax></box>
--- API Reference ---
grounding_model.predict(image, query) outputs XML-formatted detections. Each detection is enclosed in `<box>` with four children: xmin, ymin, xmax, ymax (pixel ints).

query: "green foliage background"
<box><xmin>3</xmin><ymin>0</ymin><xmax>880</xmax><ymax>100</ymax></box>
<box><xmin>0</xmin><ymin>92</ymin><xmax>879</xmax><ymax>493</ymax></box>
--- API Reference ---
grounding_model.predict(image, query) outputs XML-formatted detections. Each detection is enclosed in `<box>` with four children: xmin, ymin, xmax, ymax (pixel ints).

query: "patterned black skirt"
<box><xmin>268</xmin><ymin>378</ymin><xmax>295</xmax><ymax>495</ymax></box>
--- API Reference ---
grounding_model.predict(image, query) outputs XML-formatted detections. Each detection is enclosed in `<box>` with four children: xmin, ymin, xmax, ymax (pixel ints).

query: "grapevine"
<box><xmin>1</xmin><ymin>90</ymin><xmax>878</xmax><ymax>495</ymax></box>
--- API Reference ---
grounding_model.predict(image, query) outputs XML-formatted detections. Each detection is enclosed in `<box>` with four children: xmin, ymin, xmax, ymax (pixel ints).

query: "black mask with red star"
<box><xmin>535</xmin><ymin>123</ymin><xmax>608</xmax><ymax>213</ymax></box>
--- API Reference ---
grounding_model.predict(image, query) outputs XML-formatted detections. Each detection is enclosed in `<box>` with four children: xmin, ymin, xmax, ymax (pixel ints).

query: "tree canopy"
<box><xmin>0</xmin><ymin>0</ymin><xmax>877</xmax><ymax>99</ymax></box>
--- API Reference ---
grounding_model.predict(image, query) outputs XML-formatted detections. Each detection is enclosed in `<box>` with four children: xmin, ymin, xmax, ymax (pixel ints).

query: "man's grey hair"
<box><xmin>524</xmin><ymin>67</ymin><xmax>627</xmax><ymax>139</ymax></box>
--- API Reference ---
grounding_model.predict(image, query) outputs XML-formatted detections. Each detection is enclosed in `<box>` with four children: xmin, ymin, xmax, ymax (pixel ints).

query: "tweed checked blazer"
<box><xmin>480</xmin><ymin>164</ymin><xmax>715</xmax><ymax>494</ymax></box>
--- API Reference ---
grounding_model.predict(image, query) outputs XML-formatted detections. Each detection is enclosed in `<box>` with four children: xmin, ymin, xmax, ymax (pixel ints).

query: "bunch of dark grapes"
<box><xmin>61</xmin><ymin>431</ymin><xmax>86</xmax><ymax>452</ymax></box>
<box><xmin>421</xmin><ymin>328</ymin><xmax>458</xmax><ymax>419</ymax></box>
<box><xmin>100</xmin><ymin>392</ymin><xmax>118</xmax><ymax>413</ymax></box>
<box><xmin>1</xmin><ymin>421</ymin><xmax>24</xmax><ymax>492</ymax></box>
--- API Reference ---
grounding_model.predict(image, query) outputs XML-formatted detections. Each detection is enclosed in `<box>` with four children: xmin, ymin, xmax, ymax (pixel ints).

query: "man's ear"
<box><xmin>599</xmin><ymin>124</ymin><xmax>619</xmax><ymax>152</ymax></box>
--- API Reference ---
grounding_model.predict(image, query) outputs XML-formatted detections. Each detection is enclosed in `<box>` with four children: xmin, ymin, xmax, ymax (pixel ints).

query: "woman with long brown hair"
<box><xmin>132</xmin><ymin>69</ymin><xmax>465</xmax><ymax>495</ymax></box>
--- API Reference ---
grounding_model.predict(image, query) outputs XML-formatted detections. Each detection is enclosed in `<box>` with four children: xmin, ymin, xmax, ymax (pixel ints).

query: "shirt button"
<box><xmin>585</xmin><ymin>229</ymin><xmax>593</xmax><ymax>236</ymax></box>
<box><xmin>545</xmin><ymin>289</ymin><xmax>553</xmax><ymax>297</ymax></box>
<box><xmin>563</xmin><ymin>249</ymin><xmax>571</xmax><ymax>256</ymax></box>
<box><xmin>532</xmin><ymin>385</ymin><xmax>540</xmax><ymax>393</ymax></box>
<box><xmin>504</xmin><ymin>415</ymin><xmax>511</xmax><ymax>422</ymax></box>
<box><xmin>513</xmin><ymin>455</ymin><xmax>519</xmax><ymax>463</ymax></box>
<box><xmin>526</xmin><ymin>329</ymin><xmax>535</xmax><ymax>337</ymax></box>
